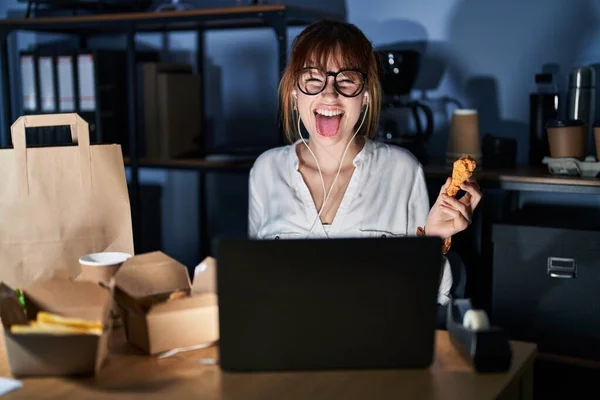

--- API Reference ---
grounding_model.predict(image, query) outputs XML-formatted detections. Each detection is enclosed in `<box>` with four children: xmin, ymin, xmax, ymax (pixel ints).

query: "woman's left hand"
<box><xmin>424</xmin><ymin>177</ymin><xmax>482</xmax><ymax>239</ymax></box>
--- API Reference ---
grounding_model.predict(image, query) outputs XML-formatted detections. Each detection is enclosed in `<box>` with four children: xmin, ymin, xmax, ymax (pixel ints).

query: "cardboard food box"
<box><xmin>114</xmin><ymin>251</ymin><xmax>218</xmax><ymax>355</ymax></box>
<box><xmin>0</xmin><ymin>277</ymin><xmax>112</xmax><ymax>377</ymax></box>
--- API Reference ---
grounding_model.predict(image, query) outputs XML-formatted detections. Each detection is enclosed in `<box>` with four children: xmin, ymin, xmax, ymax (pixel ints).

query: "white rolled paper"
<box><xmin>462</xmin><ymin>309</ymin><xmax>491</xmax><ymax>331</ymax></box>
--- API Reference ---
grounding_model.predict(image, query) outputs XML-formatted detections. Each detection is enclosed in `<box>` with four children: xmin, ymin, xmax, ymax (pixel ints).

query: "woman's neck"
<box><xmin>299</xmin><ymin>136</ymin><xmax>364</xmax><ymax>174</ymax></box>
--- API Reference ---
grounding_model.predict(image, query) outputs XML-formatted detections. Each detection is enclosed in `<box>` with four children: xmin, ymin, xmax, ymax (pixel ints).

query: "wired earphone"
<box><xmin>292</xmin><ymin>90</ymin><xmax>369</xmax><ymax>238</ymax></box>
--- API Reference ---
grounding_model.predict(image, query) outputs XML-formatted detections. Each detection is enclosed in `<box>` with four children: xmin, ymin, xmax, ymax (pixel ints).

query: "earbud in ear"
<box><xmin>363</xmin><ymin>92</ymin><xmax>369</xmax><ymax>98</ymax></box>
<box><xmin>292</xmin><ymin>89</ymin><xmax>297</xmax><ymax>98</ymax></box>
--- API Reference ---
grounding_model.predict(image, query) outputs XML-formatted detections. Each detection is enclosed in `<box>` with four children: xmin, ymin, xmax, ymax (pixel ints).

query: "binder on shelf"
<box><xmin>57</xmin><ymin>55</ymin><xmax>75</xmax><ymax>112</ymax></box>
<box><xmin>38</xmin><ymin>55</ymin><xmax>56</xmax><ymax>113</ymax></box>
<box><xmin>19</xmin><ymin>52</ymin><xmax>39</xmax><ymax>146</ymax></box>
<box><xmin>74</xmin><ymin>52</ymin><xmax>100</xmax><ymax>144</ymax></box>
<box><xmin>18</xmin><ymin>51</ymin><xmax>81</xmax><ymax>145</ymax></box>
<box><xmin>35</xmin><ymin>55</ymin><xmax>61</xmax><ymax>146</ymax></box>
<box><xmin>17</xmin><ymin>48</ymin><xmax>160</xmax><ymax>154</ymax></box>
<box><xmin>19</xmin><ymin>53</ymin><xmax>37</xmax><ymax>113</ymax></box>
<box><xmin>76</xmin><ymin>53</ymin><xmax>96</xmax><ymax>112</ymax></box>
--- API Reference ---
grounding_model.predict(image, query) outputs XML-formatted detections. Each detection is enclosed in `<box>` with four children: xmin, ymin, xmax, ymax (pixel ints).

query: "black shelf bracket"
<box><xmin>125</xmin><ymin>25</ymin><xmax>142</xmax><ymax>252</ymax></box>
<box><xmin>263</xmin><ymin>9</ymin><xmax>288</xmax><ymax>148</ymax></box>
<box><xmin>263</xmin><ymin>10</ymin><xmax>287</xmax><ymax>80</ymax></box>
<box><xmin>0</xmin><ymin>28</ymin><xmax>12</xmax><ymax>148</ymax></box>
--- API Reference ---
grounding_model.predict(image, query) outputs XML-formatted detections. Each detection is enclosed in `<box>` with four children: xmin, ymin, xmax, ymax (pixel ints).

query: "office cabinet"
<box><xmin>491</xmin><ymin>207</ymin><xmax>600</xmax><ymax>360</ymax></box>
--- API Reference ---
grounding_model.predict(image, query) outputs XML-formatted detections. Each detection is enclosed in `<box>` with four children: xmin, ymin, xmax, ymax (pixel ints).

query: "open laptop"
<box><xmin>216</xmin><ymin>236</ymin><xmax>443</xmax><ymax>372</ymax></box>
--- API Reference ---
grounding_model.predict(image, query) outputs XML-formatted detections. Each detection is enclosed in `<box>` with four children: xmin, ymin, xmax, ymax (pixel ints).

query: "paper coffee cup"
<box><xmin>447</xmin><ymin>109</ymin><xmax>482</xmax><ymax>165</ymax></box>
<box><xmin>594</xmin><ymin>122</ymin><xmax>600</xmax><ymax>161</ymax></box>
<box><xmin>546</xmin><ymin>119</ymin><xmax>585</xmax><ymax>159</ymax></box>
<box><xmin>79</xmin><ymin>252</ymin><xmax>132</xmax><ymax>284</ymax></box>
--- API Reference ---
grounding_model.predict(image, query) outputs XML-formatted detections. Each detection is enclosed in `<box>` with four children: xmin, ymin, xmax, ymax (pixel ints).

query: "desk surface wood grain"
<box><xmin>0</xmin><ymin>329</ymin><xmax>537</xmax><ymax>400</ymax></box>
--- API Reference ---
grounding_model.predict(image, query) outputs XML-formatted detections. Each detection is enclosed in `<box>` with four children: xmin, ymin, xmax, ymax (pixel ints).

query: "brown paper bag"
<box><xmin>0</xmin><ymin>113</ymin><xmax>134</xmax><ymax>288</ymax></box>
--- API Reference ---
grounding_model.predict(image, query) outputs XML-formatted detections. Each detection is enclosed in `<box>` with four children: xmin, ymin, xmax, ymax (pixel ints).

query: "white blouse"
<box><xmin>248</xmin><ymin>138</ymin><xmax>452</xmax><ymax>305</ymax></box>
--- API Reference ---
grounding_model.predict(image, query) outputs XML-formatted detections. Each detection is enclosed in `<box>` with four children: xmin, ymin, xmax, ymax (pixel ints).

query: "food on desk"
<box><xmin>137</xmin><ymin>290</ymin><xmax>191</xmax><ymax>311</ymax></box>
<box><xmin>167</xmin><ymin>290</ymin><xmax>188</xmax><ymax>302</ymax></box>
<box><xmin>10</xmin><ymin>311</ymin><xmax>103</xmax><ymax>336</ymax></box>
<box><xmin>447</xmin><ymin>155</ymin><xmax>477</xmax><ymax>197</ymax></box>
<box><xmin>14</xmin><ymin>288</ymin><xmax>25</xmax><ymax>310</ymax></box>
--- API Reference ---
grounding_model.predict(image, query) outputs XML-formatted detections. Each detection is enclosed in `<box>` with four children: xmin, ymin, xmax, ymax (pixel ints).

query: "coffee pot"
<box><xmin>375</xmin><ymin>50</ymin><xmax>434</xmax><ymax>165</ymax></box>
<box><xmin>377</xmin><ymin>98</ymin><xmax>434</xmax><ymax>165</ymax></box>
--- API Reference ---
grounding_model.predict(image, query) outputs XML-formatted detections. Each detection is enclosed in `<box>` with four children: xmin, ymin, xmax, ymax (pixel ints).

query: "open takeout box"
<box><xmin>114</xmin><ymin>251</ymin><xmax>219</xmax><ymax>355</ymax></box>
<box><xmin>0</xmin><ymin>277</ymin><xmax>113</xmax><ymax>377</ymax></box>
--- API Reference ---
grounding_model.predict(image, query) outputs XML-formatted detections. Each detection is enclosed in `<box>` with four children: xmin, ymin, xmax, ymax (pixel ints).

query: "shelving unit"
<box><xmin>0</xmin><ymin>4</ymin><xmax>344</xmax><ymax>257</ymax></box>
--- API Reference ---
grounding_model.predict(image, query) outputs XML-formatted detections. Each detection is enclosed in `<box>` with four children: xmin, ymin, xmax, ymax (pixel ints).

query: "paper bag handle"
<box><xmin>10</xmin><ymin>113</ymin><xmax>92</xmax><ymax>195</ymax></box>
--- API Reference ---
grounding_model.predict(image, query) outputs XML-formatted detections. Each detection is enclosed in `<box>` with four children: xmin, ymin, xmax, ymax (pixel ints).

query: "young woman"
<box><xmin>248</xmin><ymin>20</ymin><xmax>481</xmax><ymax>308</ymax></box>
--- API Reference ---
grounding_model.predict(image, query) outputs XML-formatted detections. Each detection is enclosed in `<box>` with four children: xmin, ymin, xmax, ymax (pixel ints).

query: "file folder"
<box><xmin>57</xmin><ymin>55</ymin><xmax>75</xmax><ymax>112</ymax></box>
<box><xmin>38</xmin><ymin>55</ymin><xmax>56</xmax><ymax>112</ymax></box>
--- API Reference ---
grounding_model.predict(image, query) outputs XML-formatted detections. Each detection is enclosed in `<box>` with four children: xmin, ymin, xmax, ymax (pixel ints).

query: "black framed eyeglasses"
<box><xmin>296</xmin><ymin>67</ymin><xmax>366</xmax><ymax>98</ymax></box>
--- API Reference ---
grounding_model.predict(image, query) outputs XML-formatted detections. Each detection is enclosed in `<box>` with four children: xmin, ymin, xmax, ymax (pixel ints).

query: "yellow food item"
<box><xmin>37</xmin><ymin>311</ymin><xmax>102</xmax><ymax>330</ymax></box>
<box><xmin>10</xmin><ymin>312</ymin><xmax>103</xmax><ymax>336</ymax></box>
<box><xmin>167</xmin><ymin>290</ymin><xmax>188</xmax><ymax>302</ymax></box>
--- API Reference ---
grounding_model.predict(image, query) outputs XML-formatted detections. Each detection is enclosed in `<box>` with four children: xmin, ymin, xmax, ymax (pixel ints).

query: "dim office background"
<box><xmin>2</xmin><ymin>0</ymin><xmax>600</xmax><ymax>266</ymax></box>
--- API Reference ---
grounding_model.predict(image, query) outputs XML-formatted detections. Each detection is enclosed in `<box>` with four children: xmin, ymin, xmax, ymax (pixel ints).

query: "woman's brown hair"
<box><xmin>278</xmin><ymin>20</ymin><xmax>382</xmax><ymax>143</ymax></box>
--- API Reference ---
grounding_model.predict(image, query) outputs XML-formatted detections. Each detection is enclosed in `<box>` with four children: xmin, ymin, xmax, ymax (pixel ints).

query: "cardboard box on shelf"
<box><xmin>114</xmin><ymin>251</ymin><xmax>218</xmax><ymax>355</ymax></box>
<box><xmin>0</xmin><ymin>277</ymin><xmax>113</xmax><ymax>377</ymax></box>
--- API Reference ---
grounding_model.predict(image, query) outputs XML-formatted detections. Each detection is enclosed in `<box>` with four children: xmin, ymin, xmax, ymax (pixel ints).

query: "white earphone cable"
<box><xmin>298</xmin><ymin>99</ymin><xmax>369</xmax><ymax>238</ymax></box>
<box><xmin>298</xmin><ymin>119</ymin><xmax>327</xmax><ymax>222</ymax></box>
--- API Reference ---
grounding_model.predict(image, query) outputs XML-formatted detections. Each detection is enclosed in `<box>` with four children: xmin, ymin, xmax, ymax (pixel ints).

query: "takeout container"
<box><xmin>114</xmin><ymin>251</ymin><xmax>218</xmax><ymax>355</ymax></box>
<box><xmin>0</xmin><ymin>277</ymin><xmax>112</xmax><ymax>377</ymax></box>
<box><xmin>78</xmin><ymin>251</ymin><xmax>133</xmax><ymax>328</ymax></box>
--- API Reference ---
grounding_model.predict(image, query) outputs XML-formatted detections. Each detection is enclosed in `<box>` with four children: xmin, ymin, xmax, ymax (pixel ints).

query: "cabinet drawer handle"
<box><xmin>549</xmin><ymin>271</ymin><xmax>575</xmax><ymax>279</ymax></box>
<box><xmin>547</xmin><ymin>257</ymin><xmax>577</xmax><ymax>279</ymax></box>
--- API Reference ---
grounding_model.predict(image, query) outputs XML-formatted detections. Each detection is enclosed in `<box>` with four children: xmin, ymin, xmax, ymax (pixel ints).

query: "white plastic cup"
<box><xmin>79</xmin><ymin>252</ymin><xmax>132</xmax><ymax>284</ymax></box>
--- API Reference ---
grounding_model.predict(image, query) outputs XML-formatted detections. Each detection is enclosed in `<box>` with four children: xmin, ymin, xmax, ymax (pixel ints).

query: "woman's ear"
<box><xmin>363</xmin><ymin>91</ymin><xmax>369</xmax><ymax>107</ymax></box>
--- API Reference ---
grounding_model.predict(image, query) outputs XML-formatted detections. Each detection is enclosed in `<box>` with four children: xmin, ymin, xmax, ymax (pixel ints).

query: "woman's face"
<box><xmin>294</xmin><ymin>57</ymin><xmax>366</xmax><ymax>147</ymax></box>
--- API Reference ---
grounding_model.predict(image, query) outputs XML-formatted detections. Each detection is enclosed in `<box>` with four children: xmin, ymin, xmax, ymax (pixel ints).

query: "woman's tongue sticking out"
<box><xmin>315</xmin><ymin>109</ymin><xmax>344</xmax><ymax>137</ymax></box>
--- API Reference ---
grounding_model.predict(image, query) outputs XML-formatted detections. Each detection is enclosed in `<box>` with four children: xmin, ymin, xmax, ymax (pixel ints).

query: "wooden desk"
<box><xmin>123</xmin><ymin>158</ymin><xmax>600</xmax><ymax>194</ymax></box>
<box><xmin>0</xmin><ymin>330</ymin><xmax>537</xmax><ymax>400</ymax></box>
<box><xmin>424</xmin><ymin>164</ymin><xmax>600</xmax><ymax>194</ymax></box>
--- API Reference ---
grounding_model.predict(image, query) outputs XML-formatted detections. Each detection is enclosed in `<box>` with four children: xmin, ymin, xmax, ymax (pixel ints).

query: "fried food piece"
<box><xmin>167</xmin><ymin>290</ymin><xmax>188</xmax><ymax>302</ymax></box>
<box><xmin>37</xmin><ymin>311</ymin><xmax>102</xmax><ymax>330</ymax></box>
<box><xmin>10</xmin><ymin>312</ymin><xmax>103</xmax><ymax>336</ymax></box>
<box><xmin>447</xmin><ymin>156</ymin><xmax>477</xmax><ymax>197</ymax></box>
<box><xmin>137</xmin><ymin>290</ymin><xmax>189</xmax><ymax>311</ymax></box>
<box><xmin>441</xmin><ymin>156</ymin><xmax>477</xmax><ymax>254</ymax></box>
<box><xmin>10</xmin><ymin>323</ymin><xmax>102</xmax><ymax>335</ymax></box>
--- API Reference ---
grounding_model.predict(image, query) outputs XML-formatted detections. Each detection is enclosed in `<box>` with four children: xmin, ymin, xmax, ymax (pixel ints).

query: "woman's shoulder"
<box><xmin>365</xmin><ymin>139</ymin><xmax>423</xmax><ymax>173</ymax></box>
<box><xmin>251</xmin><ymin>143</ymin><xmax>296</xmax><ymax>174</ymax></box>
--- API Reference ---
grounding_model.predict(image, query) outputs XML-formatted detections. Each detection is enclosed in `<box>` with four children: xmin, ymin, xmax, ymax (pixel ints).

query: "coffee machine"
<box><xmin>376</xmin><ymin>50</ymin><xmax>433</xmax><ymax>165</ymax></box>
